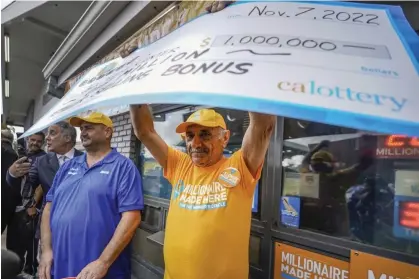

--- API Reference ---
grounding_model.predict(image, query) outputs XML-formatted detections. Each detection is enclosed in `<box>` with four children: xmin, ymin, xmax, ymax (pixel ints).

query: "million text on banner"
<box><xmin>22</xmin><ymin>1</ymin><xmax>419</xmax><ymax>138</ymax></box>
<box><xmin>349</xmin><ymin>250</ymin><xmax>419</xmax><ymax>279</ymax></box>
<box><xmin>273</xmin><ymin>243</ymin><xmax>350</xmax><ymax>279</ymax></box>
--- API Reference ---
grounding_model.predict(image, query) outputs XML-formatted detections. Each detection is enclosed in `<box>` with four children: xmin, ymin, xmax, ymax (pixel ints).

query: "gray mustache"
<box><xmin>189</xmin><ymin>148</ymin><xmax>209</xmax><ymax>154</ymax></box>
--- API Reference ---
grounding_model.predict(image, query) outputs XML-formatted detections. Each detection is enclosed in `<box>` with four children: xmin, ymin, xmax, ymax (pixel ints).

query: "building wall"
<box><xmin>110</xmin><ymin>112</ymin><xmax>137</xmax><ymax>160</ymax></box>
<box><xmin>33</xmin><ymin>93</ymin><xmax>60</xmax><ymax>123</ymax></box>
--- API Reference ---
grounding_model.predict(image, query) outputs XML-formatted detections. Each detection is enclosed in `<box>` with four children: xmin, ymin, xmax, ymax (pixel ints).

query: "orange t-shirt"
<box><xmin>163</xmin><ymin>147</ymin><xmax>262</xmax><ymax>279</ymax></box>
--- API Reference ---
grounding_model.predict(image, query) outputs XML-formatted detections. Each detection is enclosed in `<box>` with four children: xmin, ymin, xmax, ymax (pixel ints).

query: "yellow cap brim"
<box><xmin>68</xmin><ymin>117</ymin><xmax>85</xmax><ymax>127</ymax></box>
<box><xmin>68</xmin><ymin>116</ymin><xmax>111</xmax><ymax>128</ymax></box>
<box><xmin>175</xmin><ymin>121</ymin><xmax>220</xmax><ymax>133</ymax></box>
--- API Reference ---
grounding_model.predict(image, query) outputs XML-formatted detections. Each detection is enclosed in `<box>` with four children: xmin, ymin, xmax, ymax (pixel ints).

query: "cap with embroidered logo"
<box><xmin>69</xmin><ymin>112</ymin><xmax>113</xmax><ymax>128</ymax></box>
<box><xmin>176</xmin><ymin>109</ymin><xmax>226</xmax><ymax>133</ymax></box>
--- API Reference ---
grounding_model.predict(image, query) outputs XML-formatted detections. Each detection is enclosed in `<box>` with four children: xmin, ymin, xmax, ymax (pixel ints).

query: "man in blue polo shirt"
<box><xmin>38</xmin><ymin>112</ymin><xmax>143</xmax><ymax>279</ymax></box>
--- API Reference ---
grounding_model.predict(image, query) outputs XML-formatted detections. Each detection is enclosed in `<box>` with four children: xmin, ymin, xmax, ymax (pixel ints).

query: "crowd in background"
<box><xmin>1</xmin><ymin>125</ymin><xmax>71</xmax><ymax>278</ymax></box>
<box><xmin>1</xmin><ymin>101</ymin><xmax>274</xmax><ymax>279</ymax></box>
<box><xmin>1</xmin><ymin>113</ymin><xmax>144</xmax><ymax>279</ymax></box>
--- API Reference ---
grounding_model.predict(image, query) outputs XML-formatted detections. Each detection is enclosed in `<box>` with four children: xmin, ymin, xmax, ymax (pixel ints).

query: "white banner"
<box><xmin>22</xmin><ymin>1</ymin><xmax>419</xmax><ymax>138</ymax></box>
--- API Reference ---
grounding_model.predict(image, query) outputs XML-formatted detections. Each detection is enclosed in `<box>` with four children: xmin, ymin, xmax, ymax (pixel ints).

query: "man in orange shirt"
<box><xmin>130</xmin><ymin>105</ymin><xmax>275</xmax><ymax>279</ymax></box>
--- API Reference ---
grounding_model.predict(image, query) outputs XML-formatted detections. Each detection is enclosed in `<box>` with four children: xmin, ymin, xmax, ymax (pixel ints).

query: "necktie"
<box><xmin>59</xmin><ymin>155</ymin><xmax>68</xmax><ymax>166</ymax></box>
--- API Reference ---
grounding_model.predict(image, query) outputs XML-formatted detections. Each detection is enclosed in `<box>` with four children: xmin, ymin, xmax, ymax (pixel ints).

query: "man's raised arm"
<box><xmin>130</xmin><ymin>105</ymin><xmax>169</xmax><ymax>169</ymax></box>
<box><xmin>242</xmin><ymin>112</ymin><xmax>276</xmax><ymax>177</ymax></box>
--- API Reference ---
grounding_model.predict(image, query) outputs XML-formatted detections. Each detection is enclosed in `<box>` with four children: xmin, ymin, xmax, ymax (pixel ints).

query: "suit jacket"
<box><xmin>1</xmin><ymin>142</ymin><xmax>19</xmax><ymax>233</ymax></box>
<box><xmin>7</xmin><ymin>149</ymin><xmax>84</xmax><ymax>199</ymax></box>
<box><xmin>6</xmin><ymin>149</ymin><xmax>84</xmax><ymax>238</ymax></box>
<box><xmin>20</xmin><ymin>150</ymin><xmax>46</xmax><ymax>203</ymax></box>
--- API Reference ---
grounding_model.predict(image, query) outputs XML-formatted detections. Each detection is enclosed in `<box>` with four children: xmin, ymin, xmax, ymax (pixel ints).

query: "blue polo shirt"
<box><xmin>46</xmin><ymin>149</ymin><xmax>144</xmax><ymax>279</ymax></box>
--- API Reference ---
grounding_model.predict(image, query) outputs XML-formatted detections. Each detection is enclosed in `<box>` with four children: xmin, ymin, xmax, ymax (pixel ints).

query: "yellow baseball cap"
<box><xmin>176</xmin><ymin>109</ymin><xmax>226</xmax><ymax>133</ymax></box>
<box><xmin>69</xmin><ymin>112</ymin><xmax>113</xmax><ymax>128</ymax></box>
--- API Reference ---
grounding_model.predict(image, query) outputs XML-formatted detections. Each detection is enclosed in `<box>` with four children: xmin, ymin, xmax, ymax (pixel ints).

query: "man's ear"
<box><xmin>223</xmin><ymin>130</ymin><xmax>231</xmax><ymax>148</ymax></box>
<box><xmin>105</xmin><ymin>127</ymin><xmax>113</xmax><ymax>140</ymax></box>
<box><xmin>64</xmin><ymin>134</ymin><xmax>71</xmax><ymax>144</ymax></box>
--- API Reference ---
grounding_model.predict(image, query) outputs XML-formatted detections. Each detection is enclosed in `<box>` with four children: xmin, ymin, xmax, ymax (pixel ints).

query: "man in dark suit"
<box><xmin>6</xmin><ymin>132</ymin><xmax>46</xmax><ymax>275</ymax></box>
<box><xmin>7</xmin><ymin>121</ymin><xmax>83</xmax><ymax>274</ymax></box>
<box><xmin>1</xmin><ymin>129</ymin><xmax>19</xmax><ymax>234</ymax></box>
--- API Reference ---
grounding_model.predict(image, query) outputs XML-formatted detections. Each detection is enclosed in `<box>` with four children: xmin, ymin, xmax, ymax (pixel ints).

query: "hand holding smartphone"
<box><xmin>9</xmin><ymin>156</ymin><xmax>32</xmax><ymax>178</ymax></box>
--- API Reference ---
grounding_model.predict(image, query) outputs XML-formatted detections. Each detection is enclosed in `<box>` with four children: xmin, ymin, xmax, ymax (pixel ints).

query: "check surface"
<box><xmin>22</xmin><ymin>1</ymin><xmax>419</xmax><ymax>137</ymax></box>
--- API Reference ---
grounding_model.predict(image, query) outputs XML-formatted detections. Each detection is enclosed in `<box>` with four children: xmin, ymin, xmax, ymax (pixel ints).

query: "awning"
<box><xmin>41</xmin><ymin>1</ymin><xmax>173</xmax><ymax>88</ymax></box>
<box><xmin>1</xmin><ymin>1</ymin><xmax>92</xmax><ymax>126</ymax></box>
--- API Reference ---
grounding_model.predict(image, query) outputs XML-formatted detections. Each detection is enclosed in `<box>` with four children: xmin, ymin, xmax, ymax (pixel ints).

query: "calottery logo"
<box><xmin>218</xmin><ymin>167</ymin><xmax>240</xmax><ymax>188</ymax></box>
<box><xmin>277</xmin><ymin>80</ymin><xmax>407</xmax><ymax>112</ymax></box>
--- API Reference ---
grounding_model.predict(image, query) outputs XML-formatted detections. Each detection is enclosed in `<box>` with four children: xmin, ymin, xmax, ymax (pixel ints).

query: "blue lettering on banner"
<box><xmin>360</xmin><ymin>66</ymin><xmax>399</xmax><ymax>77</ymax></box>
<box><xmin>278</xmin><ymin>80</ymin><xmax>407</xmax><ymax>112</ymax></box>
<box><xmin>280</xmin><ymin>196</ymin><xmax>300</xmax><ymax>228</ymax></box>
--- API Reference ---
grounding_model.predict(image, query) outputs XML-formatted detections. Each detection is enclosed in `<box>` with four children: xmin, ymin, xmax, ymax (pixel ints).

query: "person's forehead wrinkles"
<box><xmin>186</xmin><ymin>126</ymin><xmax>214</xmax><ymax>133</ymax></box>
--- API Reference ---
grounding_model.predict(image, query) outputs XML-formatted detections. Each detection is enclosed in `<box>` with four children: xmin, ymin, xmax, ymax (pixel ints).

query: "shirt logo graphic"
<box><xmin>173</xmin><ymin>180</ymin><xmax>185</xmax><ymax>200</ymax></box>
<box><xmin>67</xmin><ymin>168</ymin><xmax>78</xmax><ymax>175</ymax></box>
<box><xmin>218</xmin><ymin>167</ymin><xmax>240</xmax><ymax>188</ymax></box>
<box><xmin>174</xmin><ymin>181</ymin><xmax>228</xmax><ymax>210</ymax></box>
<box><xmin>100</xmin><ymin>170</ymin><xmax>110</xmax><ymax>175</ymax></box>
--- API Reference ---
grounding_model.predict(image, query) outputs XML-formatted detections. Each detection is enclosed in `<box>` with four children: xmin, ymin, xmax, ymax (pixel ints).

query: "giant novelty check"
<box><xmin>22</xmin><ymin>1</ymin><xmax>419</xmax><ymax>138</ymax></box>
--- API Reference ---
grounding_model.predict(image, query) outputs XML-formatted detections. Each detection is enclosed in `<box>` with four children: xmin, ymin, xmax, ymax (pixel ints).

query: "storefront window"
<box><xmin>140</xmin><ymin>108</ymin><xmax>190</xmax><ymax>199</ymax></box>
<box><xmin>140</xmin><ymin>106</ymin><xmax>261</xmax><ymax>215</ymax></box>
<box><xmin>280</xmin><ymin>118</ymin><xmax>419</xmax><ymax>256</ymax></box>
<box><xmin>132</xmin><ymin>228</ymin><xmax>165</xmax><ymax>270</ymax></box>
